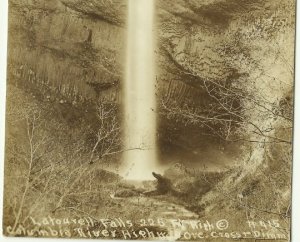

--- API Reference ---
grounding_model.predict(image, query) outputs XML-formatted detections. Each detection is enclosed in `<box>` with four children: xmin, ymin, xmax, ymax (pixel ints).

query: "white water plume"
<box><xmin>122</xmin><ymin>0</ymin><xmax>161</xmax><ymax>180</ymax></box>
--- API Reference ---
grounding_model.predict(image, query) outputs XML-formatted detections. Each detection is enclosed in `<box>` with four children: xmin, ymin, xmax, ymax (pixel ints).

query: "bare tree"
<box><xmin>89</xmin><ymin>100</ymin><xmax>121</xmax><ymax>164</ymax></box>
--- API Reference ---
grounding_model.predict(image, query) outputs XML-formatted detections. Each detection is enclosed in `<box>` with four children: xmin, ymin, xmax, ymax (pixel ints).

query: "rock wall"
<box><xmin>8</xmin><ymin>0</ymin><xmax>126</xmax><ymax>102</ymax></box>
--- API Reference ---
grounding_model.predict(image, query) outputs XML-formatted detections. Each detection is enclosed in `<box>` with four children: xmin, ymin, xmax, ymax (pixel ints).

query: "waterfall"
<box><xmin>122</xmin><ymin>0</ymin><xmax>160</xmax><ymax>180</ymax></box>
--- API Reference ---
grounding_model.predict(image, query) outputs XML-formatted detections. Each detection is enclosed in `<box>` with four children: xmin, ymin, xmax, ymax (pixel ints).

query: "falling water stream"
<box><xmin>122</xmin><ymin>0</ymin><xmax>161</xmax><ymax>180</ymax></box>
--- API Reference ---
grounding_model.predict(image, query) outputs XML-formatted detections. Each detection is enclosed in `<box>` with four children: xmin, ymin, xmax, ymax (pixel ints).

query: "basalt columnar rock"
<box><xmin>8</xmin><ymin>0</ymin><xmax>125</xmax><ymax>102</ymax></box>
<box><xmin>8</xmin><ymin>0</ymin><xmax>294</xmax><ymax>168</ymax></box>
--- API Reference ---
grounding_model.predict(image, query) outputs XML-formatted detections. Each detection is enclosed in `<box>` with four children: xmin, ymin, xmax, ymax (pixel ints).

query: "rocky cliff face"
<box><xmin>8</xmin><ymin>0</ymin><xmax>126</xmax><ymax>102</ymax></box>
<box><xmin>7</xmin><ymin>0</ymin><xmax>294</xmax><ymax>169</ymax></box>
<box><xmin>154</xmin><ymin>1</ymin><xmax>294</xmax><ymax>224</ymax></box>
<box><xmin>156</xmin><ymin>0</ymin><xmax>294</xmax><ymax>104</ymax></box>
<box><xmin>156</xmin><ymin>0</ymin><xmax>294</xmax><ymax>164</ymax></box>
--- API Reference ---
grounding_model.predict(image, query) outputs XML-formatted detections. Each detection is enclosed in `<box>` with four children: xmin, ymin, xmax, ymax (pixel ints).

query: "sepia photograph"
<box><xmin>1</xmin><ymin>0</ymin><xmax>297</xmax><ymax>241</ymax></box>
